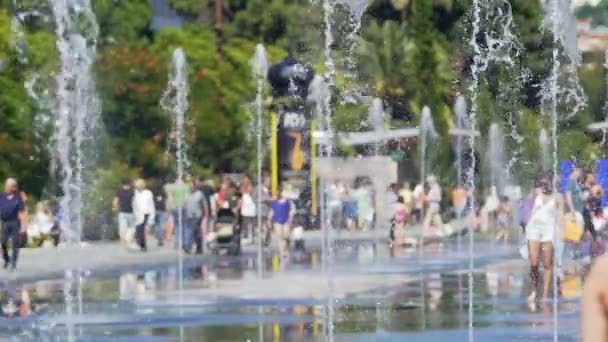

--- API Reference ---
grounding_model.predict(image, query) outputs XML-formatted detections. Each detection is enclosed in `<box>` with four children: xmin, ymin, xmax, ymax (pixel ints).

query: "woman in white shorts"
<box><xmin>526</xmin><ymin>182</ymin><xmax>557</xmax><ymax>302</ymax></box>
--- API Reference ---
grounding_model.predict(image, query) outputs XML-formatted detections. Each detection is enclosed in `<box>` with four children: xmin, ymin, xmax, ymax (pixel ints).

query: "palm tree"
<box><xmin>357</xmin><ymin>20</ymin><xmax>413</xmax><ymax>113</ymax></box>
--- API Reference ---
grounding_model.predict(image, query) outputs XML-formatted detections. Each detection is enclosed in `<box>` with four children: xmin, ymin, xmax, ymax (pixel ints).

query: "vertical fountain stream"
<box><xmin>453</xmin><ymin>96</ymin><xmax>473</xmax><ymax>253</ymax></box>
<box><xmin>539</xmin><ymin>128</ymin><xmax>551</xmax><ymax>172</ymax></box>
<box><xmin>160</xmin><ymin>48</ymin><xmax>190</xmax><ymax>313</ymax></box>
<box><xmin>420</xmin><ymin>107</ymin><xmax>438</xmax><ymax>192</ymax></box>
<box><xmin>251</xmin><ymin>44</ymin><xmax>268</xmax><ymax>278</ymax></box>
<box><xmin>466</xmin><ymin>1</ymin><xmax>525</xmax><ymax>339</ymax></box>
<box><xmin>336</xmin><ymin>0</ymin><xmax>368</xmax><ymax>102</ymax></box>
<box><xmin>369</xmin><ymin>98</ymin><xmax>385</xmax><ymax>156</ymax></box>
<box><xmin>49</xmin><ymin>2</ymin><xmax>100</xmax><ymax>340</ymax></box>
<box><xmin>454</xmin><ymin>96</ymin><xmax>469</xmax><ymax>186</ymax></box>
<box><xmin>466</xmin><ymin>2</ymin><xmax>482</xmax><ymax>338</ymax></box>
<box><xmin>321</xmin><ymin>0</ymin><xmax>337</xmax><ymax>340</ymax></box>
<box><xmin>543</xmin><ymin>1</ymin><xmax>586</xmax><ymax>340</ymax></box>
<box><xmin>50</xmin><ymin>0</ymin><xmax>100</xmax><ymax>244</ymax></box>
<box><xmin>487</xmin><ymin>123</ymin><xmax>506</xmax><ymax>192</ymax></box>
<box><xmin>419</xmin><ymin>106</ymin><xmax>438</xmax><ymax>246</ymax></box>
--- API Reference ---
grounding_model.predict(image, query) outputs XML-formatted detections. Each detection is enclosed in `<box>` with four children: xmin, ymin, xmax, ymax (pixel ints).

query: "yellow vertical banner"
<box><xmin>273</xmin><ymin>323</ymin><xmax>281</xmax><ymax>342</ymax></box>
<box><xmin>310</xmin><ymin>121</ymin><xmax>317</xmax><ymax>217</ymax></box>
<box><xmin>271</xmin><ymin>111</ymin><xmax>279</xmax><ymax>199</ymax></box>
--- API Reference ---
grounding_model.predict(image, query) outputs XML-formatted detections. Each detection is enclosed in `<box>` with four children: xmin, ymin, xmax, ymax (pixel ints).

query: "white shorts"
<box><xmin>526</xmin><ymin>221</ymin><xmax>555</xmax><ymax>243</ymax></box>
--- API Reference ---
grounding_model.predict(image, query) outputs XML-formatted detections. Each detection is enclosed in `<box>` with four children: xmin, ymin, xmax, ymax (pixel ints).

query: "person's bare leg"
<box><xmin>480</xmin><ymin>207</ymin><xmax>488</xmax><ymax>232</ymax></box>
<box><xmin>495</xmin><ymin>228</ymin><xmax>503</xmax><ymax>242</ymax></box>
<box><xmin>541</xmin><ymin>242</ymin><xmax>554</xmax><ymax>300</ymax></box>
<box><xmin>528</xmin><ymin>240</ymin><xmax>540</xmax><ymax>302</ymax></box>
<box><xmin>582</xmin><ymin>256</ymin><xmax>608</xmax><ymax>342</ymax></box>
<box><xmin>433</xmin><ymin>213</ymin><xmax>444</xmax><ymax>236</ymax></box>
<box><xmin>282</xmin><ymin>226</ymin><xmax>290</xmax><ymax>260</ymax></box>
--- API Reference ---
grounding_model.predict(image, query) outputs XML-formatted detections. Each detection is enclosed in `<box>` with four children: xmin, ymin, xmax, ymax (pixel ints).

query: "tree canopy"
<box><xmin>0</xmin><ymin>0</ymin><xmax>604</xmax><ymax>200</ymax></box>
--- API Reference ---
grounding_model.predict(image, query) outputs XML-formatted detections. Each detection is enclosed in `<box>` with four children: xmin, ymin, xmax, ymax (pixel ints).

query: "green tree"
<box><xmin>94</xmin><ymin>0</ymin><xmax>153</xmax><ymax>46</ymax></box>
<box><xmin>97</xmin><ymin>46</ymin><xmax>169</xmax><ymax>177</ymax></box>
<box><xmin>0</xmin><ymin>10</ymin><xmax>53</xmax><ymax>196</ymax></box>
<box><xmin>151</xmin><ymin>24</ymin><xmax>285</xmax><ymax>173</ymax></box>
<box><xmin>407</xmin><ymin>0</ymin><xmax>451</xmax><ymax>128</ymax></box>
<box><xmin>357</xmin><ymin>21</ymin><xmax>411</xmax><ymax>114</ymax></box>
<box><xmin>577</xmin><ymin>0</ymin><xmax>608</xmax><ymax>27</ymax></box>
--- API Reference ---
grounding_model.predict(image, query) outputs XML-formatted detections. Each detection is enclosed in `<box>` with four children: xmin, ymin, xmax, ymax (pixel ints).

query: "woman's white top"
<box><xmin>133</xmin><ymin>189</ymin><xmax>156</xmax><ymax>225</ymax></box>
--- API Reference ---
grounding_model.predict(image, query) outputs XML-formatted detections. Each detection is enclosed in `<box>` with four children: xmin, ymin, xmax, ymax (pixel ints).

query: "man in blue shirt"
<box><xmin>0</xmin><ymin>178</ymin><xmax>25</xmax><ymax>271</ymax></box>
<box><xmin>565</xmin><ymin>166</ymin><xmax>584</xmax><ymax>215</ymax></box>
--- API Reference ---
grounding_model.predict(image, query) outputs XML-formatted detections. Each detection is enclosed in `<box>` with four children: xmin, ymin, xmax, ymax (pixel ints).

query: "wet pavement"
<box><xmin>0</xmin><ymin>236</ymin><xmax>586</xmax><ymax>341</ymax></box>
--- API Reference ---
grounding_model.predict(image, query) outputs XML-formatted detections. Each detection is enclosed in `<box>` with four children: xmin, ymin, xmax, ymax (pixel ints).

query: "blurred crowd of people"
<box><xmin>112</xmin><ymin>174</ymin><xmax>276</xmax><ymax>254</ymax></box>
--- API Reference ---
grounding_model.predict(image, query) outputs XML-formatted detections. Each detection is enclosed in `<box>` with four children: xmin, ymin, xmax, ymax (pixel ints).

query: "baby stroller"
<box><xmin>211</xmin><ymin>209</ymin><xmax>241</xmax><ymax>256</ymax></box>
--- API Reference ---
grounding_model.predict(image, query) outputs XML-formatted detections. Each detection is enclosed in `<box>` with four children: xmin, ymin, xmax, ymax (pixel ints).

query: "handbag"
<box><xmin>563</xmin><ymin>214</ymin><xmax>584</xmax><ymax>243</ymax></box>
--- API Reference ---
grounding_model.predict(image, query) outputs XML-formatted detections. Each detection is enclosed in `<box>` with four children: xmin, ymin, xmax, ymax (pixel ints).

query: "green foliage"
<box><xmin>151</xmin><ymin>24</ymin><xmax>285</xmax><ymax>173</ymax></box>
<box><xmin>579</xmin><ymin>60</ymin><xmax>607</xmax><ymax>123</ymax></box>
<box><xmin>0</xmin><ymin>0</ymin><xmax>605</xmax><ymax>206</ymax></box>
<box><xmin>166</xmin><ymin>0</ymin><xmax>250</xmax><ymax>22</ymax></box>
<box><xmin>558</xmin><ymin>130</ymin><xmax>598</xmax><ymax>162</ymax></box>
<box><xmin>358</xmin><ymin>21</ymin><xmax>410</xmax><ymax>101</ymax></box>
<box><xmin>166</xmin><ymin>0</ymin><xmax>209</xmax><ymax>19</ymax></box>
<box><xmin>0</xmin><ymin>10</ymin><xmax>54</xmax><ymax>197</ymax></box>
<box><xmin>97</xmin><ymin>46</ymin><xmax>169</xmax><ymax>176</ymax></box>
<box><xmin>577</xmin><ymin>0</ymin><xmax>608</xmax><ymax>27</ymax></box>
<box><xmin>226</xmin><ymin>0</ymin><xmax>322</xmax><ymax>50</ymax></box>
<box><xmin>94</xmin><ymin>0</ymin><xmax>152</xmax><ymax>46</ymax></box>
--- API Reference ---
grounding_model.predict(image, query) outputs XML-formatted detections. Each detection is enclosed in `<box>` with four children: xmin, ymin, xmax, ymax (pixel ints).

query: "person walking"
<box><xmin>133</xmin><ymin>179</ymin><xmax>155</xmax><ymax>252</ymax></box>
<box><xmin>355</xmin><ymin>179</ymin><xmax>373</xmax><ymax>231</ymax></box>
<box><xmin>328</xmin><ymin>179</ymin><xmax>345</xmax><ymax>230</ymax></box>
<box><xmin>412</xmin><ymin>182</ymin><xmax>425</xmax><ymax>224</ymax></box>
<box><xmin>240</xmin><ymin>176</ymin><xmax>256</xmax><ymax>243</ymax></box>
<box><xmin>399</xmin><ymin>182</ymin><xmax>414</xmax><ymax>213</ymax></box>
<box><xmin>184</xmin><ymin>178</ymin><xmax>209</xmax><ymax>254</ymax></box>
<box><xmin>165</xmin><ymin>176</ymin><xmax>191</xmax><ymax>248</ymax></box>
<box><xmin>268</xmin><ymin>188</ymin><xmax>295</xmax><ymax>262</ymax></box>
<box><xmin>153</xmin><ymin>179</ymin><xmax>168</xmax><ymax>247</ymax></box>
<box><xmin>582</xmin><ymin>173</ymin><xmax>600</xmax><ymax>240</ymax></box>
<box><xmin>253</xmin><ymin>176</ymin><xmax>272</xmax><ymax>245</ymax></box>
<box><xmin>565</xmin><ymin>166</ymin><xmax>585</xmax><ymax>224</ymax></box>
<box><xmin>423</xmin><ymin>175</ymin><xmax>444</xmax><ymax>238</ymax></box>
<box><xmin>201</xmin><ymin>179</ymin><xmax>216</xmax><ymax>223</ymax></box>
<box><xmin>526</xmin><ymin>180</ymin><xmax>557</xmax><ymax>302</ymax></box>
<box><xmin>0</xmin><ymin>178</ymin><xmax>26</xmax><ymax>271</ymax></box>
<box><xmin>113</xmin><ymin>178</ymin><xmax>135</xmax><ymax>247</ymax></box>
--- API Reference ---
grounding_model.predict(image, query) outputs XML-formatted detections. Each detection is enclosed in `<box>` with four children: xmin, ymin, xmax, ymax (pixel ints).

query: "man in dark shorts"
<box><xmin>113</xmin><ymin>178</ymin><xmax>134</xmax><ymax>247</ymax></box>
<box><xmin>0</xmin><ymin>178</ymin><xmax>26</xmax><ymax>271</ymax></box>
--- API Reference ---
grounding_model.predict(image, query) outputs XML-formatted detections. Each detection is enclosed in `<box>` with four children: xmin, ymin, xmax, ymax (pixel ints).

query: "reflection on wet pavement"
<box><xmin>0</xmin><ymin>240</ymin><xmax>584</xmax><ymax>341</ymax></box>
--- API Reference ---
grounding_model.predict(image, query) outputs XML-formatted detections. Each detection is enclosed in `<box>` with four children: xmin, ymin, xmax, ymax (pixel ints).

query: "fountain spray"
<box><xmin>543</xmin><ymin>1</ymin><xmax>586</xmax><ymax>340</ymax></box>
<box><xmin>50</xmin><ymin>0</ymin><xmax>100</xmax><ymax>244</ymax></box>
<box><xmin>251</xmin><ymin>44</ymin><xmax>269</xmax><ymax>278</ymax></box>
<box><xmin>466</xmin><ymin>2</ymin><xmax>526</xmax><ymax>339</ymax></box>
<box><xmin>539</xmin><ymin>128</ymin><xmax>551</xmax><ymax>172</ymax></box>
<box><xmin>419</xmin><ymin>106</ymin><xmax>438</xmax><ymax>246</ymax></box>
<box><xmin>321</xmin><ymin>0</ymin><xmax>337</xmax><ymax>339</ymax></box>
<box><xmin>160</xmin><ymin>48</ymin><xmax>190</xmax><ymax>305</ymax></box>
<box><xmin>336</xmin><ymin>0</ymin><xmax>368</xmax><ymax>102</ymax></box>
<box><xmin>487</xmin><ymin>123</ymin><xmax>506</xmax><ymax>192</ymax></box>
